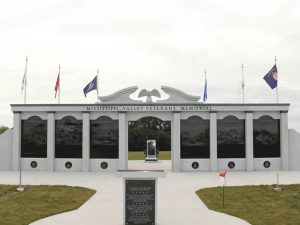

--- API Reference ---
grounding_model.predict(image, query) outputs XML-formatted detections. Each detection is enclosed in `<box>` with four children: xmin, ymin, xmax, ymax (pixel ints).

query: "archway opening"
<box><xmin>128</xmin><ymin>116</ymin><xmax>171</xmax><ymax>170</ymax></box>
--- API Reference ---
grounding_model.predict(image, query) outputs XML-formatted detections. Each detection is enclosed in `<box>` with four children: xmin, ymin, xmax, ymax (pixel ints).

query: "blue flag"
<box><xmin>263</xmin><ymin>65</ymin><xmax>277</xmax><ymax>89</ymax></box>
<box><xmin>203</xmin><ymin>75</ymin><xmax>207</xmax><ymax>102</ymax></box>
<box><xmin>83</xmin><ymin>76</ymin><xmax>97</xmax><ymax>97</ymax></box>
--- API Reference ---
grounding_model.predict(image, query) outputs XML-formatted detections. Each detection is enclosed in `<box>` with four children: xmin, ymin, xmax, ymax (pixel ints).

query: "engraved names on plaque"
<box><xmin>125</xmin><ymin>179</ymin><xmax>155</xmax><ymax>225</ymax></box>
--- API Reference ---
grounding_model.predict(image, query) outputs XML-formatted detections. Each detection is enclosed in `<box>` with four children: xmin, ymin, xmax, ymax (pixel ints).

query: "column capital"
<box><xmin>280</xmin><ymin>110</ymin><xmax>288</xmax><ymax>113</ymax></box>
<box><xmin>209</xmin><ymin>111</ymin><xmax>217</xmax><ymax>114</ymax></box>
<box><xmin>245</xmin><ymin>111</ymin><xmax>253</xmax><ymax>114</ymax></box>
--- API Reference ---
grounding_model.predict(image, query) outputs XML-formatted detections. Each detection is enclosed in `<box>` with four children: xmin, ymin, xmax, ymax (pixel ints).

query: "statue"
<box><xmin>138</xmin><ymin>89</ymin><xmax>161</xmax><ymax>103</ymax></box>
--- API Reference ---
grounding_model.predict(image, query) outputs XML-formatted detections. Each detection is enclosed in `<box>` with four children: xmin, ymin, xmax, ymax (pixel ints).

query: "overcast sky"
<box><xmin>1</xmin><ymin>0</ymin><xmax>300</xmax><ymax>130</ymax></box>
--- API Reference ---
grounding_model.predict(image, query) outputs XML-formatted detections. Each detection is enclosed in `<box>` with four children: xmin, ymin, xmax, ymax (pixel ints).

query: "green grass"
<box><xmin>0</xmin><ymin>185</ymin><xmax>96</xmax><ymax>225</ymax></box>
<box><xmin>128</xmin><ymin>150</ymin><xmax>171</xmax><ymax>160</ymax></box>
<box><xmin>196</xmin><ymin>185</ymin><xmax>300</xmax><ymax>225</ymax></box>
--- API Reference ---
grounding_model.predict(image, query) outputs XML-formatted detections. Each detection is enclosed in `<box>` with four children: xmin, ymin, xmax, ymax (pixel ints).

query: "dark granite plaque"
<box><xmin>125</xmin><ymin>179</ymin><xmax>155</xmax><ymax>225</ymax></box>
<box><xmin>147</xmin><ymin>142</ymin><xmax>155</xmax><ymax>156</ymax></box>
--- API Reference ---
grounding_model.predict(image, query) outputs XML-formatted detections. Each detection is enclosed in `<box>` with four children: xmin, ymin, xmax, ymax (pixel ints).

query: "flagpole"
<box><xmin>223</xmin><ymin>177</ymin><xmax>225</xmax><ymax>207</ymax></box>
<box><xmin>275</xmin><ymin>56</ymin><xmax>278</xmax><ymax>103</ymax></box>
<box><xmin>204</xmin><ymin>68</ymin><xmax>207</xmax><ymax>102</ymax></box>
<box><xmin>58</xmin><ymin>64</ymin><xmax>61</xmax><ymax>104</ymax></box>
<box><xmin>96</xmin><ymin>69</ymin><xmax>99</xmax><ymax>102</ymax></box>
<box><xmin>24</xmin><ymin>56</ymin><xmax>28</xmax><ymax>104</ymax></box>
<box><xmin>242</xmin><ymin>64</ymin><xmax>245</xmax><ymax>104</ymax></box>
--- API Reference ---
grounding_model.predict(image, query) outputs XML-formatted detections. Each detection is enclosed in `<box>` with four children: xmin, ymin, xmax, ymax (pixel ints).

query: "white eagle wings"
<box><xmin>138</xmin><ymin>89</ymin><xmax>161</xmax><ymax>103</ymax></box>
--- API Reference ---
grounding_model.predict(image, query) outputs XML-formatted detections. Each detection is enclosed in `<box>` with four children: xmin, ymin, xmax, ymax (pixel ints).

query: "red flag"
<box><xmin>219</xmin><ymin>171</ymin><xmax>226</xmax><ymax>177</ymax></box>
<box><xmin>54</xmin><ymin>73</ymin><xmax>60</xmax><ymax>98</ymax></box>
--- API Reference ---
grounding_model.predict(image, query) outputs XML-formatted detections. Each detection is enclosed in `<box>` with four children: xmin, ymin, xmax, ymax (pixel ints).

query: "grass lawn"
<box><xmin>128</xmin><ymin>150</ymin><xmax>171</xmax><ymax>160</ymax></box>
<box><xmin>0</xmin><ymin>185</ymin><xmax>95</xmax><ymax>225</ymax></box>
<box><xmin>196</xmin><ymin>184</ymin><xmax>300</xmax><ymax>225</ymax></box>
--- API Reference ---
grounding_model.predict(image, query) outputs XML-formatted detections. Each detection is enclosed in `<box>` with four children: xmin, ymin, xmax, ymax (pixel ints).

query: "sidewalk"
<box><xmin>1</xmin><ymin>167</ymin><xmax>299</xmax><ymax>225</ymax></box>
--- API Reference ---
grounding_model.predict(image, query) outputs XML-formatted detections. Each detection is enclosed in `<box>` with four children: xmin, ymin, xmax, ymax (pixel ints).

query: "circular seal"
<box><xmin>263</xmin><ymin>161</ymin><xmax>271</xmax><ymax>168</ymax></box>
<box><xmin>30</xmin><ymin>161</ymin><xmax>38</xmax><ymax>168</ymax></box>
<box><xmin>101</xmin><ymin>162</ymin><xmax>108</xmax><ymax>169</ymax></box>
<box><xmin>65</xmin><ymin>161</ymin><xmax>72</xmax><ymax>169</ymax></box>
<box><xmin>191</xmin><ymin>162</ymin><xmax>199</xmax><ymax>169</ymax></box>
<box><xmin>228</xmin><ymin>161</ymin><xmax>235</xmax><ymax>169</ymax></box>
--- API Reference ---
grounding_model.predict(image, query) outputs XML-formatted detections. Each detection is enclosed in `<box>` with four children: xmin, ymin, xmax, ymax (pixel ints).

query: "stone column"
<box><xmin>209</xmin><ymin>112</ymin><xmax>217</xmax><ymax>171</ymax></box>
<box><xmin>171</xmin><ymin>112</ymin><xmax>181</xmax><ymax>172</ymax></box>
<box><xmin>82</xmin><ymin>112</ymin><xmax>90</xmax><ymax>172</ymax></box>
<box><xmin>280</xmin><ymin>111</ymin><xmax>289</xmax><ymax>170</ymax></box>
<box><xmin>119</xmin><ymin>112</ymin><xmax>128</xmax><ymax>170</ymax></box>
<box><xmin>12</xmin><ymin>112</ymin><xmax>21</xmax><ymax>171</ymax></box>
<box><xmin>47</xmin><ymin>112</ymin><xmax>55</xmax><ymax>171</ymax></box>
<box><xmin>245</xmin><ymin>111</ymin><xmax>254</xmax><ymax>171</ymax></box>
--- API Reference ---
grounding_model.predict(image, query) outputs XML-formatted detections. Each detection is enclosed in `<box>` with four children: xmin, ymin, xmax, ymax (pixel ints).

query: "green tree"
<box><xmin>128</xmin><ymin>117</ymin><xmax>171</xmax><ymax>151</ymax></box>
<box><xmin>0</xmin><ymin>126</ymin><xmax>9</xmax><ymax>134</ymax></box>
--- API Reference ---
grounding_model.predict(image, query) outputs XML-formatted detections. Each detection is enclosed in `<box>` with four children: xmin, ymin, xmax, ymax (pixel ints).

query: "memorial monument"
<box><xmin>145</xmin><ymin>140</ymin><xmax>158</xmax><ymax>162</ymax></box>
<box><xmin>0</xmin><ymin>85</ymin><xmax>299</xmax><ymax>172</ymax></box>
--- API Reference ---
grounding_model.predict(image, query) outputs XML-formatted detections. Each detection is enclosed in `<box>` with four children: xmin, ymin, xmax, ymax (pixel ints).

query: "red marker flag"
<box><xmin>219</xmin><ymin>171</ymin><xmax>226</xmax><ymax>177</ymax></box>
<box><xmin>54</xmin><ymin>73</ymin><xmax>60</xmax><ymax>98</ymax></box>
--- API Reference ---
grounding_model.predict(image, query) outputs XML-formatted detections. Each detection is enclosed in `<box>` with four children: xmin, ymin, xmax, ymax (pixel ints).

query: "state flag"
<box><xmin>83</xmin><ymin>76</ymin><xmax>97</xmax><ymax>97</ymax></box>
<box><xmin>54</xmin><ymin>73</ymin><xmax>60</xmax><ymax>98</ymax></box>
<box><xmin>263</xmin><ymin>65</ymin><xmax>278</xmax><ymax>89</ymax></box>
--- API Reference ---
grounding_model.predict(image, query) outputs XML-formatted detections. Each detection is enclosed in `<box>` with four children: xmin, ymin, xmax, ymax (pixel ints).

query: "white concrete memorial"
<box><xmin>0</xmin><ymin>85</ymin><xmax>299</xmax><ymax>172</ymax></box>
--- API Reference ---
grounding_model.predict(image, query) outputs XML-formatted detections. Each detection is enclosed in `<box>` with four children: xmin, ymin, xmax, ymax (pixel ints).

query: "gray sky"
<box><xmin>1</xmin><ymin>0</ymin><xmax>300</xmax><ymax>130</ymax></box>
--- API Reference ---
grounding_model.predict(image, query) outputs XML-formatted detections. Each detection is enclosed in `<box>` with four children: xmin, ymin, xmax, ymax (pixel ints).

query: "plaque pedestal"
<box><xmin>116</xmin><ymin>170</ymin><xmax>166</xmax><ymax>225</ymax></box>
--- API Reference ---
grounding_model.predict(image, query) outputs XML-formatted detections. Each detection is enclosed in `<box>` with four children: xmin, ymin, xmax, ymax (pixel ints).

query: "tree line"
<box><xmin>128</xmin><ymin>117</ymin><xmax>171</xmax><ymax>151</ymax></box>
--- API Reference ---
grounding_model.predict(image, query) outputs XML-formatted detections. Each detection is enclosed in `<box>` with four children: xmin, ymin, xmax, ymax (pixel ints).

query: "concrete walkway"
<box><xmin>1</xmin><ymin>165</ymin><xmax>300</xmax><ymax>225</ymax></box>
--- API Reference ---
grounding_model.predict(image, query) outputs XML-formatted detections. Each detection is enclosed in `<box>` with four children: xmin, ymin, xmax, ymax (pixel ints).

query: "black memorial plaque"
<box><xmin>125</xmin><ymin>179</ymin><xmax>155</xmax><ymax>225</ymax></box>
<box><xmin>147</xmin><ymin>142</ymin><xmax>155</xmax><ymax>156</ymax></box>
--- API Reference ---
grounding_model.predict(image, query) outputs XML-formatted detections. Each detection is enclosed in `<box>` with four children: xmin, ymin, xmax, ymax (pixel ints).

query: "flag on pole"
<box><xmin>54</xmin><ymin>72</ymin><xmax>60</xmax><ymax>98</ymax></box>
<box><xmin>21</xmin><ymin>57</ymin><xmax>28</xmax><ymax>94</ymax></box>
<box><xmin>203</xmin><ymin>74</ymin><xmax>208</xmax><ymax>102</ymax></box>
<box><xmin>83</xmin><ymin>76</ymin><xmax>97</xmax><ymax>97</ymax></box>
<box><xmin>219</xmin><ymin>171</ymin><xmax>226</xmax><ymax>177</ymax></box>
<box><xmin>263</xmin><ymin>65</ymin><xmax>278</xmax><ymax>89</ymax></box>
<box><xmin>21</xmin><ymin>72</ymin><xmax>26</xmax><ymax>94</ymax></box>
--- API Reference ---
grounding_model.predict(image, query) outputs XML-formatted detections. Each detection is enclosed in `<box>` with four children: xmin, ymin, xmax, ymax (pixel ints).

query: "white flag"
<box><xmin>21</xmin><ymin>57</ymin><xmax>28</xmax><ymax>94</ymax></box>
<box><xmin>21</xmin><ymin>72</ymin><xmax>26</xmax><ymax>94</ymax></box>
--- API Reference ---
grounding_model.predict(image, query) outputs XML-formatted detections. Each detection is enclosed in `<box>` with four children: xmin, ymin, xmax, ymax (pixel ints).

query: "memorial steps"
<box><xmin>128</xmin><ymin>160</ymin><xmax>172</xmax><ymax>171</ymax></box>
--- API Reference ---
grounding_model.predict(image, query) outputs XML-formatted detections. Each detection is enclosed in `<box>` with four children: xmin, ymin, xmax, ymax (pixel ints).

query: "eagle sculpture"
<box><xmin>138</xmin><ymin>89</ymin><xmax>161</xmax><ymax>103</ymax></box>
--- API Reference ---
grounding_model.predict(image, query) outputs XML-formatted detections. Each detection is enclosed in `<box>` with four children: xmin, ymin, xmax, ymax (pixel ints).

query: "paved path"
<box><xmin>1</xmin><ymin>167</ymin><xmax>300</xmax><ymax>225</ymax></box>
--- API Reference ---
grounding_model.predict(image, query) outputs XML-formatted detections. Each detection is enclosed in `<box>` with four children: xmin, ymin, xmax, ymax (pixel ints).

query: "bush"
<box><xmin>0</xmin><ymin>126</ymin><xmax>9</xmax><ymax>134</ymax></box>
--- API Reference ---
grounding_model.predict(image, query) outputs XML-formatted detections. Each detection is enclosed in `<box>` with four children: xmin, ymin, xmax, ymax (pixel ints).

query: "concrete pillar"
<box><xmin>47</xmin><ymin>112</ymin><xmax>55</xmax><ymax>171</ymax></box>
<box><xmin>171</xmin><ymin>112</ymin><xmax>181</xmax><ymax>172</ymax></box>
<box><xmin>245</xmin><ymin>112</ymin><xmax>254</xmax><ymax>171</ymax></box>
<box><xmin>209</xmin><ymin>112</ymin><xmax>217</xmax><ymax>171</ymax></box>
<box><xmin>280</xmin><ymin>111</ymin><xmax>289</xmax><ymax>170</ymax></box>
<box><xmin>12</xmin><ymin>112</ymin><xmax>21</xmax><ymax>171</ymax></box>
<box><xmin>82</xmin><ymin>112</ymin><xmax>90</xmax><ymax>172</ymax></box>
<box><xmin>118</xmin><ymin>112</ymin><xmax>128</xmax><ymax>170</ymax></box>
